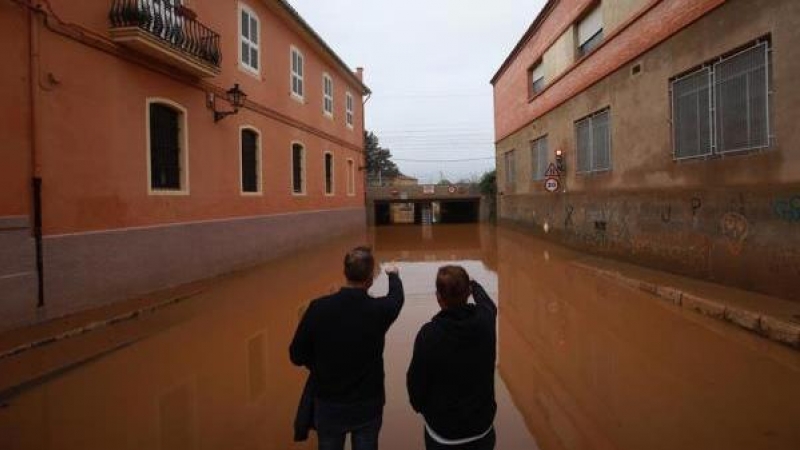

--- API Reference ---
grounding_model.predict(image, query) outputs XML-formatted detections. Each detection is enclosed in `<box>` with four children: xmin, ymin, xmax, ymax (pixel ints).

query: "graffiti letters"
<box><xmin>691</xmin><ymin>197</ymin><xmax>702</xmax><ymax>217</ymax></box>
<box><xmin>774</xmin><ymin>196</ymin><xmax>800</xmax><ymax>222</ymax></box>
<box><xmin>564</xmin><ymin>205</ymin><xmax>575</xmax><ymax>229</ymax></box>
<box><xmin>720</xmin><ymin>212</ymin><xmax>749</xmax><ymax>256</ymax></box>
<box><xmin>661</xmin><ymin>205</ymin><xmax>672</xmax><ymax>224</ymax></box>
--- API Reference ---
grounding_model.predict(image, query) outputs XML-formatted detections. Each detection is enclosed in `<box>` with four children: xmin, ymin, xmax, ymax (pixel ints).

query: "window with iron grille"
<box><xmin>239</xmin><ymin>5</ymin><xmax>260</xmax><ymax>74</ymax></box>
<box><xmin>504</xmin><ymin>150</ymin><xmax>516</xmax><ymax>188</ymax></box>
<box><xmin>149</xmin><ymin>102</ymin><xmax>183</xmax><ymax>191</ymax></box>
<box><xmin>346</xmin><ymin>92</ymin><xmax>354</xmax><ymax>128</ymax></box>
<box><xmin>291</xmin><ymin>47</ymin><xmax>304</xmax><ymax>99</ymax></box>
<box><xmin>575</xmin><ymin>108</ymin><xmax>611</xmax><ymax>174</ymax></box>
<box><xmin>324</xmin><ymin>153</ymin><xmax>334</xmax><ymax>195</ymax></box>
<box><xmin>530</xmin><ymin>62</ymin><xmax>545</xmax><ymax>97</ymax></box>
<box><xmin>323</xmin><ymin>74</ymin><xmax>334</xmax><ymax>116</ymax></box>
<box><xmin>577</xmin><ymin>3</ymin><xmax>603</xmax><ymax>58</ymax></box>
<box><xmin>530</xmin><ymin>136</ymin><xmax>549</xmax><ymax>180</ymax></box>
<box><xmin>671</xmin><ymin>41</ymin><xmax>771</xmax><ymax>160</ymax></box>
<box><xmin>292</xmin><ymin>143</ymin><xmax>305</xmax><ymax>194</ymax></box>
<box><xmin>347</xmin><ymin>159</ymin><xmax>355</xmax><ymax>195</ymax></box>
<box><xmin>241</xmin><ymin>128</ymin><xmax>260</xmax><ymax>193</ymax></box>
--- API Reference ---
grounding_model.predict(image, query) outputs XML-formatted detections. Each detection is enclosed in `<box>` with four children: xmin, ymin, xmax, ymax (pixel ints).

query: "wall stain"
<box><xmin>720</xmin><ymin>212</ymin><xmax>749</xmax><ymax>256</ymax></box>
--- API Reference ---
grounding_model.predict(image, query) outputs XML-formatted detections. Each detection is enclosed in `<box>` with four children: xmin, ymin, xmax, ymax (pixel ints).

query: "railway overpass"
<box><xmin>366</xmin><ymin>184</ymin><xmax>490</xmax><ymax>226</ymax></box>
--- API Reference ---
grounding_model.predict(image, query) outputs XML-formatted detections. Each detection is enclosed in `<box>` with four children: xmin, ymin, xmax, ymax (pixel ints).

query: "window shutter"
<box><xmin>578</xmin><ymin>6</ymin><xmax>603</xmax><ymax>46</ymax></box>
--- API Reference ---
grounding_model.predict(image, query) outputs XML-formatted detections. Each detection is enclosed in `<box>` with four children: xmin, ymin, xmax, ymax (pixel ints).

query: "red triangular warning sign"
<box><xmin>545</xmin><ymin>163</ymin><xmax>560</xmax><ymax>178</ymax></box>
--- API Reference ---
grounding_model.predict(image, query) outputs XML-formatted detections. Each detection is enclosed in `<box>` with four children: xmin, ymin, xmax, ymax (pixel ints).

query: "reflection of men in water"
<box><xmin>290</xmin><ymin>247</ymin><xmax>405</xmax><ymax>450</ymax></box>
<box><xmin>407</xmin><ymin>266</ymin><xmax>497</xmax><ymax>450</ymax></box>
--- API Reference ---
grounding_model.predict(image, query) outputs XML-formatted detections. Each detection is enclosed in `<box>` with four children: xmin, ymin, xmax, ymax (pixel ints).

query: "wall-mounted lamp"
<box><xmin>208</xmin><ymin>84</ymin><xmax>247</xmax><ymax>122</ymax></box>
<box><xmin>555</xmin><ymin>149</ymin><xmax>566</xmax><ymax>173</ymax></box>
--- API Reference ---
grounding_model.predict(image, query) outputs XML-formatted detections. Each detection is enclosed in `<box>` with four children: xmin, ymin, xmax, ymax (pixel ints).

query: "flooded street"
<box><xmin>1</xmin><ymin>225</ymin><xmax>799</xmax><ymax>449</ymax></box>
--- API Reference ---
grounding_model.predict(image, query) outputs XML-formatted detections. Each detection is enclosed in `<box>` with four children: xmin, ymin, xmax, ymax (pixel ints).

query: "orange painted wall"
<box><xmin>0</xmin><ymin>3</ymin><xmax>32</xmax><ymax>218</ymax></box>
<box><xmin>492</xmin><ymin>0</ymin><xmax>726</xmax><ymax>141</ymax></box>
<box><xmin>6</xmin><ymin>0</ymin><xmax>367</xmax><ymax>235</ymax></box>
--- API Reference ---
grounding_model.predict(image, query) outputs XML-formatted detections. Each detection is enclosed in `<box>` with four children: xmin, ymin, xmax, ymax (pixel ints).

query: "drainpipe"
<box><xmin>358</xmin><ymin>67</ymin><xmax>372</xmax><ymax>219</ymax></box>
<box><xmin>29</xmin><ymin>4</ymin><xmax>44</xmax><ymax>308</ymax></box>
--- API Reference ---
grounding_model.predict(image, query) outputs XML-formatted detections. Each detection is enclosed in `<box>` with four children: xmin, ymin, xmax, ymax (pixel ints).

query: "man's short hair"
<box><xmin>344</xmin><ymin>246</ymin><xmax>375</xmax><ymax>283</ymax></box>
<box><xmin>436</xmin><ymin>265</ymin><xmax>471</xmax><ymax>308</ymax></box>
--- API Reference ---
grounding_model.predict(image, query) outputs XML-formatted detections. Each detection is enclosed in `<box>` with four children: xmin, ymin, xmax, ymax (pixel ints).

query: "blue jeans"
<box><xmin>317</xmin><ymin>416</ymin><xmax>382</xmax><ymax>450</ymax></box>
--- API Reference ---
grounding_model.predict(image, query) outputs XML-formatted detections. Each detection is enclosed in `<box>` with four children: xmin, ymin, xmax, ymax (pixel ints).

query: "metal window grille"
<box><xmin>241</xmin><ymin>129</ymin><xmax>259</xmax><ymax>193</ymax></box>
<box><xmin>325</xmin><ymin>153</ymin><xmax>334</xmax><ymax>194</ymax></box>
<box><xmin>292</xmin><ymin>144</ymin><xmax>304</xmax><ymax>193</ymax></box>
<box><xmin>149</xmin><ymin>103</ymin><xmax>182</xmax><ymax>190</ymax></box>
<box><xmin>672</xmin><ymin>67</ymin><xmax>713</xmax><ymax>159</ymax></box>
<box><xmin>714</xmin><ymin>42</ymin><xmax>770</xmax><ymax>154</ymax></box>
<box><xmin>531</xmin><ymin>136</ymin><xmax>549</xmax><ymax>180</ymax></box>
<box><xmin>575</xmin><ymin>109</ymin><xmax>611</xmax><ymax>173</ymax></box>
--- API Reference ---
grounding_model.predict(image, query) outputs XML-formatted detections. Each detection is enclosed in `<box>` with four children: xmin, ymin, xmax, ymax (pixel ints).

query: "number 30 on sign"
<box><xmin>544</xmin><ymin>177</ymin><xmax>560</xmax><ymax>193</ymax></box>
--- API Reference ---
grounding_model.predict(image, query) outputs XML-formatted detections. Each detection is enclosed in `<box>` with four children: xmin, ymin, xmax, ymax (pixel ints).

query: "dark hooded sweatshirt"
<box><xmin>407</xmin><ymin>280</ymin><xmax>497</xmax><ymax>441</ymax></box>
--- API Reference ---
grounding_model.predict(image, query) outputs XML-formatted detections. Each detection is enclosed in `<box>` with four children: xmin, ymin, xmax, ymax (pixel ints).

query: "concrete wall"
<box><xmin>495</xmin><ymin>0</ymin><xmax>800</xmax><ymax>301</ymax></box>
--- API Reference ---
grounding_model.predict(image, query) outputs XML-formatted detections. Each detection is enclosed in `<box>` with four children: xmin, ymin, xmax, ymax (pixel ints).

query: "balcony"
<box><xmin>109</xmin><ymin>0</ymin><xmax>221</xmax><ymax>78</ymax></box>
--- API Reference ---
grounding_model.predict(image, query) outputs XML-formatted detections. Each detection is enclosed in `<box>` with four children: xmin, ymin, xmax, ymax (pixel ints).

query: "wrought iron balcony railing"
<box><xmin>109</xmin><ymin>0</ymin><xmax>221</xmax><ymax>73</ymax></box>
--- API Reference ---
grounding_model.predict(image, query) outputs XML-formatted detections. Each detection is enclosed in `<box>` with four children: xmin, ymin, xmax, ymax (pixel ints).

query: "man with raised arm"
<box><xmin>407</xmin><ymin>265</ymin><xmax>497</xmax><ymax>450</ymax></box>
<box><xmin>290</xmin><ymin>246</ymin><xmax>404</xmax><ymax>450</ymax></box>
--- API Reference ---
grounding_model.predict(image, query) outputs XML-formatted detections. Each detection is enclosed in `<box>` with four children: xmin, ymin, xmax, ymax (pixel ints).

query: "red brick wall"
<box><xmin>493</xmin><ymin>0</ymin><xmax>726</xmax><ymax>141</ymax></box>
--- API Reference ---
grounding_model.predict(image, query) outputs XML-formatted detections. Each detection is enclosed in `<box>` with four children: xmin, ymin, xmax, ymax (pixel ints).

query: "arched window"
<box><xmin>292</xmin><ymin>143</ymin><xmax>306</xmax><ymax>194</ymax></box>
<box><xmin>148</xmin><ymin>100</ymin><xmax>188</xmax><ymax>193</ymax></box>
<box><xmin>241</xmin><ymin>128</ymin><xmax>261</xmax><ymax>194</ymax></box>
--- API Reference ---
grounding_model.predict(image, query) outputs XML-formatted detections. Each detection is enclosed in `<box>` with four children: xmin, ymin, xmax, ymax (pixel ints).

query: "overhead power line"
<box><xmin>393</xmin><ymin>157</ymin><xmax>496</xmax><ymax>163</ymax></box>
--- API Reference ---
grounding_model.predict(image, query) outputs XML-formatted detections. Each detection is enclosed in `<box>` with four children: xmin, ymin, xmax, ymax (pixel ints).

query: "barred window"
<box><xmin>291</xmin><ymin>47</ymin><xmax>304</xmax><ymax>99</ymax></box>
<box><xmin>241</xmin><ymin>128</ymin><xmax>260</xmax><ymax>194</ymax></box>
<box><xmin>148</xmin><ymin>102</ymin><xmax>185</xmax><ymax>191</ymax></box>
<box><xmin>530</xmin><ymin>136</ymin><xmax>549</xmax><ymax>180</ymax></box>
<box><xmin>239</xmin><ymin>5</ymin><xmax>260</xmax><ymax>74</ymax></box>
<box><xmin>347</xmin><ymin>158</ymin><xmax>355</xmax><ymax>196</ymax></box>
<box><xmin>671</xmin><ymin>41</ymin><xmax>771</xmax><ymax>159</ymax></box>
<box><xmin>292</xmin><ymin>143</ymin><xmax>305</xmax><ymax>194</ymax></box>
<box><xmin>576</xmin><ymin>109</ymin><xmax>611</xmax><ymax>174</ymax></box>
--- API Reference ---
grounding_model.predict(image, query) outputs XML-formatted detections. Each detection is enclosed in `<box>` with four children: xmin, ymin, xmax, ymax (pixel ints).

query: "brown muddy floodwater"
<box><xmin>1</xmin><ymin>225</ymin><xmax>799</xmax><ymax>450</ymax></box>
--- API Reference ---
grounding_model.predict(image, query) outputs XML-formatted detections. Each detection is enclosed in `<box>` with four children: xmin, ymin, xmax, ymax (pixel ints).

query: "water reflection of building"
<box><xmin>371</xmin><ymin>225</ymin><xmax>496</xmax><ymax>269</ymax></box>
<box><xmin>495</xmin><ymin>228</ymin><xmax>800</xmax><ymax>450</ymax></box>
<box><xmin>0</xmin><ymin>233</ymin><xmax>366</xmax><ymax>450</ymax></box>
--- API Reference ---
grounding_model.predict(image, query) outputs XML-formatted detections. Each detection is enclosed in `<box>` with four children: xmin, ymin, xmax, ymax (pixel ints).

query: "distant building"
<box><xmin>0</xmin><ymin>0</ymin><xmax>369</xmax><ymax>328</ymax></box>
<box><xmin>492</xmin><ymin>0</ymin><xmax>800</xmax><ymax>301</ymax></box>
<box><xmin>390</xmin><ymin>175</ymin><xmax>420</xmax><ymax>187</ymax></box>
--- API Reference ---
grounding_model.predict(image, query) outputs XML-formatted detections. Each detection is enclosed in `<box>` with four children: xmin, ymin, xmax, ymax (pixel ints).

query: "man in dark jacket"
<box><xmin>290</xmin><ymin>246</ymin><xmax>405</xmax><ymax>450</ymax></box>
<box><xmin>407</xmin><ymin>266</ymin><xmax>497</xmax><ymax>450</ymax></box>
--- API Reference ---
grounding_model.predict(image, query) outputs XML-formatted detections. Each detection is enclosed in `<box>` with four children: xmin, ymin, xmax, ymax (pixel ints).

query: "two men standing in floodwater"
<box><xmin>290</xmin><ymin>247</ymin><xmax>497</xmax><ymax>450</ymax></box>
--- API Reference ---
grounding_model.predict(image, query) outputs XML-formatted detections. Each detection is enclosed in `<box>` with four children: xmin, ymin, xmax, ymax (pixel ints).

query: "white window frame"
<box><xmin>322</xmin><ymin>73</ymin><xmax>334</xmax><ymax>118</ymax></box>
<box><xmin>290</xmin><ymin>46</ymin><xmax>305</xmax><ymax>101</ymax></box>
<box><xmin>323</xmin><ymin>151</ymin><xmax>335</xmax><ymax>196</ymax></box>
<box><xmin>291</xmin><ymin>141</ymin><xmax>306</xmax><ymax>195</ymax></box>
<box><xmin>575</xmin><ymin>108</ymin><xmax>612</xmax><ymax>174</ymax></box>
<box><xmin>238</xmin><ymin>3</ymin><xmax>260</xmax><ymax>76</ymax></box>
<box><xmin>146</xmin><ymin>97</ymin><xmax>190</xmax><ymax>196</ymax></box>
<box><xmin>239</xmin><ymin>125</ymin><xmax>262</xmax><ymax>196</ymax></box>
<box><xmin>346</xmin><ymin>158</ymin><xmax>356</xmax><ymax>196</ymax></box>
<box><xmin>345</xmin><ymin>92</ymin><xmax>354</xmax><ymax>129</ymax></box>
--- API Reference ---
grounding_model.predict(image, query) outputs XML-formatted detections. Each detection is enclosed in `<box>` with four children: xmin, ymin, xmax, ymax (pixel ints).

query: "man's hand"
<box><xmin>384</xmin><ymin>264</ymin><xmax>400</xmax><ymax>276</ymax></box>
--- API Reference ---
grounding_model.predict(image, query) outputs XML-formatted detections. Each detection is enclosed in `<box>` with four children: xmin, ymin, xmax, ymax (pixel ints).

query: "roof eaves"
<box><xmin>273</xmin><ymin>0</ymin><xmax>372</xmax><ymax>95</ymax></box>
<box><xmin>490</xmin><ymin>0</ymin><xmax>559</xmax><ymax>85</ymax></box>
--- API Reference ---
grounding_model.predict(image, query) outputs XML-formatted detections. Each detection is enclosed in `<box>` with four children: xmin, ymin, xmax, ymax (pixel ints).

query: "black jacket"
<box><xmin>290</xmin><ymin>273</ymin><xmax>405</xmax><ymax>405</ymax></box>
<box><xmin>407</xmin><ymin>280</ymin><xmax>497</xmax><ymax>440</ymax></box>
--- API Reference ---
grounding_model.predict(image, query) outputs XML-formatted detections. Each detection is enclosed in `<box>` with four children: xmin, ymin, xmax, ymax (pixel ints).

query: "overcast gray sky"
<box><xmin>289</xmin><ymin>0</ymin><xmax>546</xmax><ymax>183</ymax></box>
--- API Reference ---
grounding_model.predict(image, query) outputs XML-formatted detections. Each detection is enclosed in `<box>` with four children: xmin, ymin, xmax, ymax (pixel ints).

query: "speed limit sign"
<box><xmin>544</xmin><ymin>177</ymin><xmax>560</xmax><ymax>193</ymax></box>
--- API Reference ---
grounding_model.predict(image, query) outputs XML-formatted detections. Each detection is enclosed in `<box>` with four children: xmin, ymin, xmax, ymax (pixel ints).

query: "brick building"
<box><xmin>492</xmin><ymin>0</ymin><xmax>800</xmax><ymax>301</ymax></box>
<box><xmin>0</xmin><ymin>0</ymin><xmax>369</xmax><ymax>329</ymax></box>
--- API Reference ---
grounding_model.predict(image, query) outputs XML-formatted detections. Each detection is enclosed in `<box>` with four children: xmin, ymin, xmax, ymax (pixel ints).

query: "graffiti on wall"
<box><xmin>720</xmin><ymin>212</ymin><xmax>749</xmax><ymax>256</ymax></box>
<box><xmin>774</xmin><ymin>196</ymin><xmax>800</xmax><ymax>222</ymax></box>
